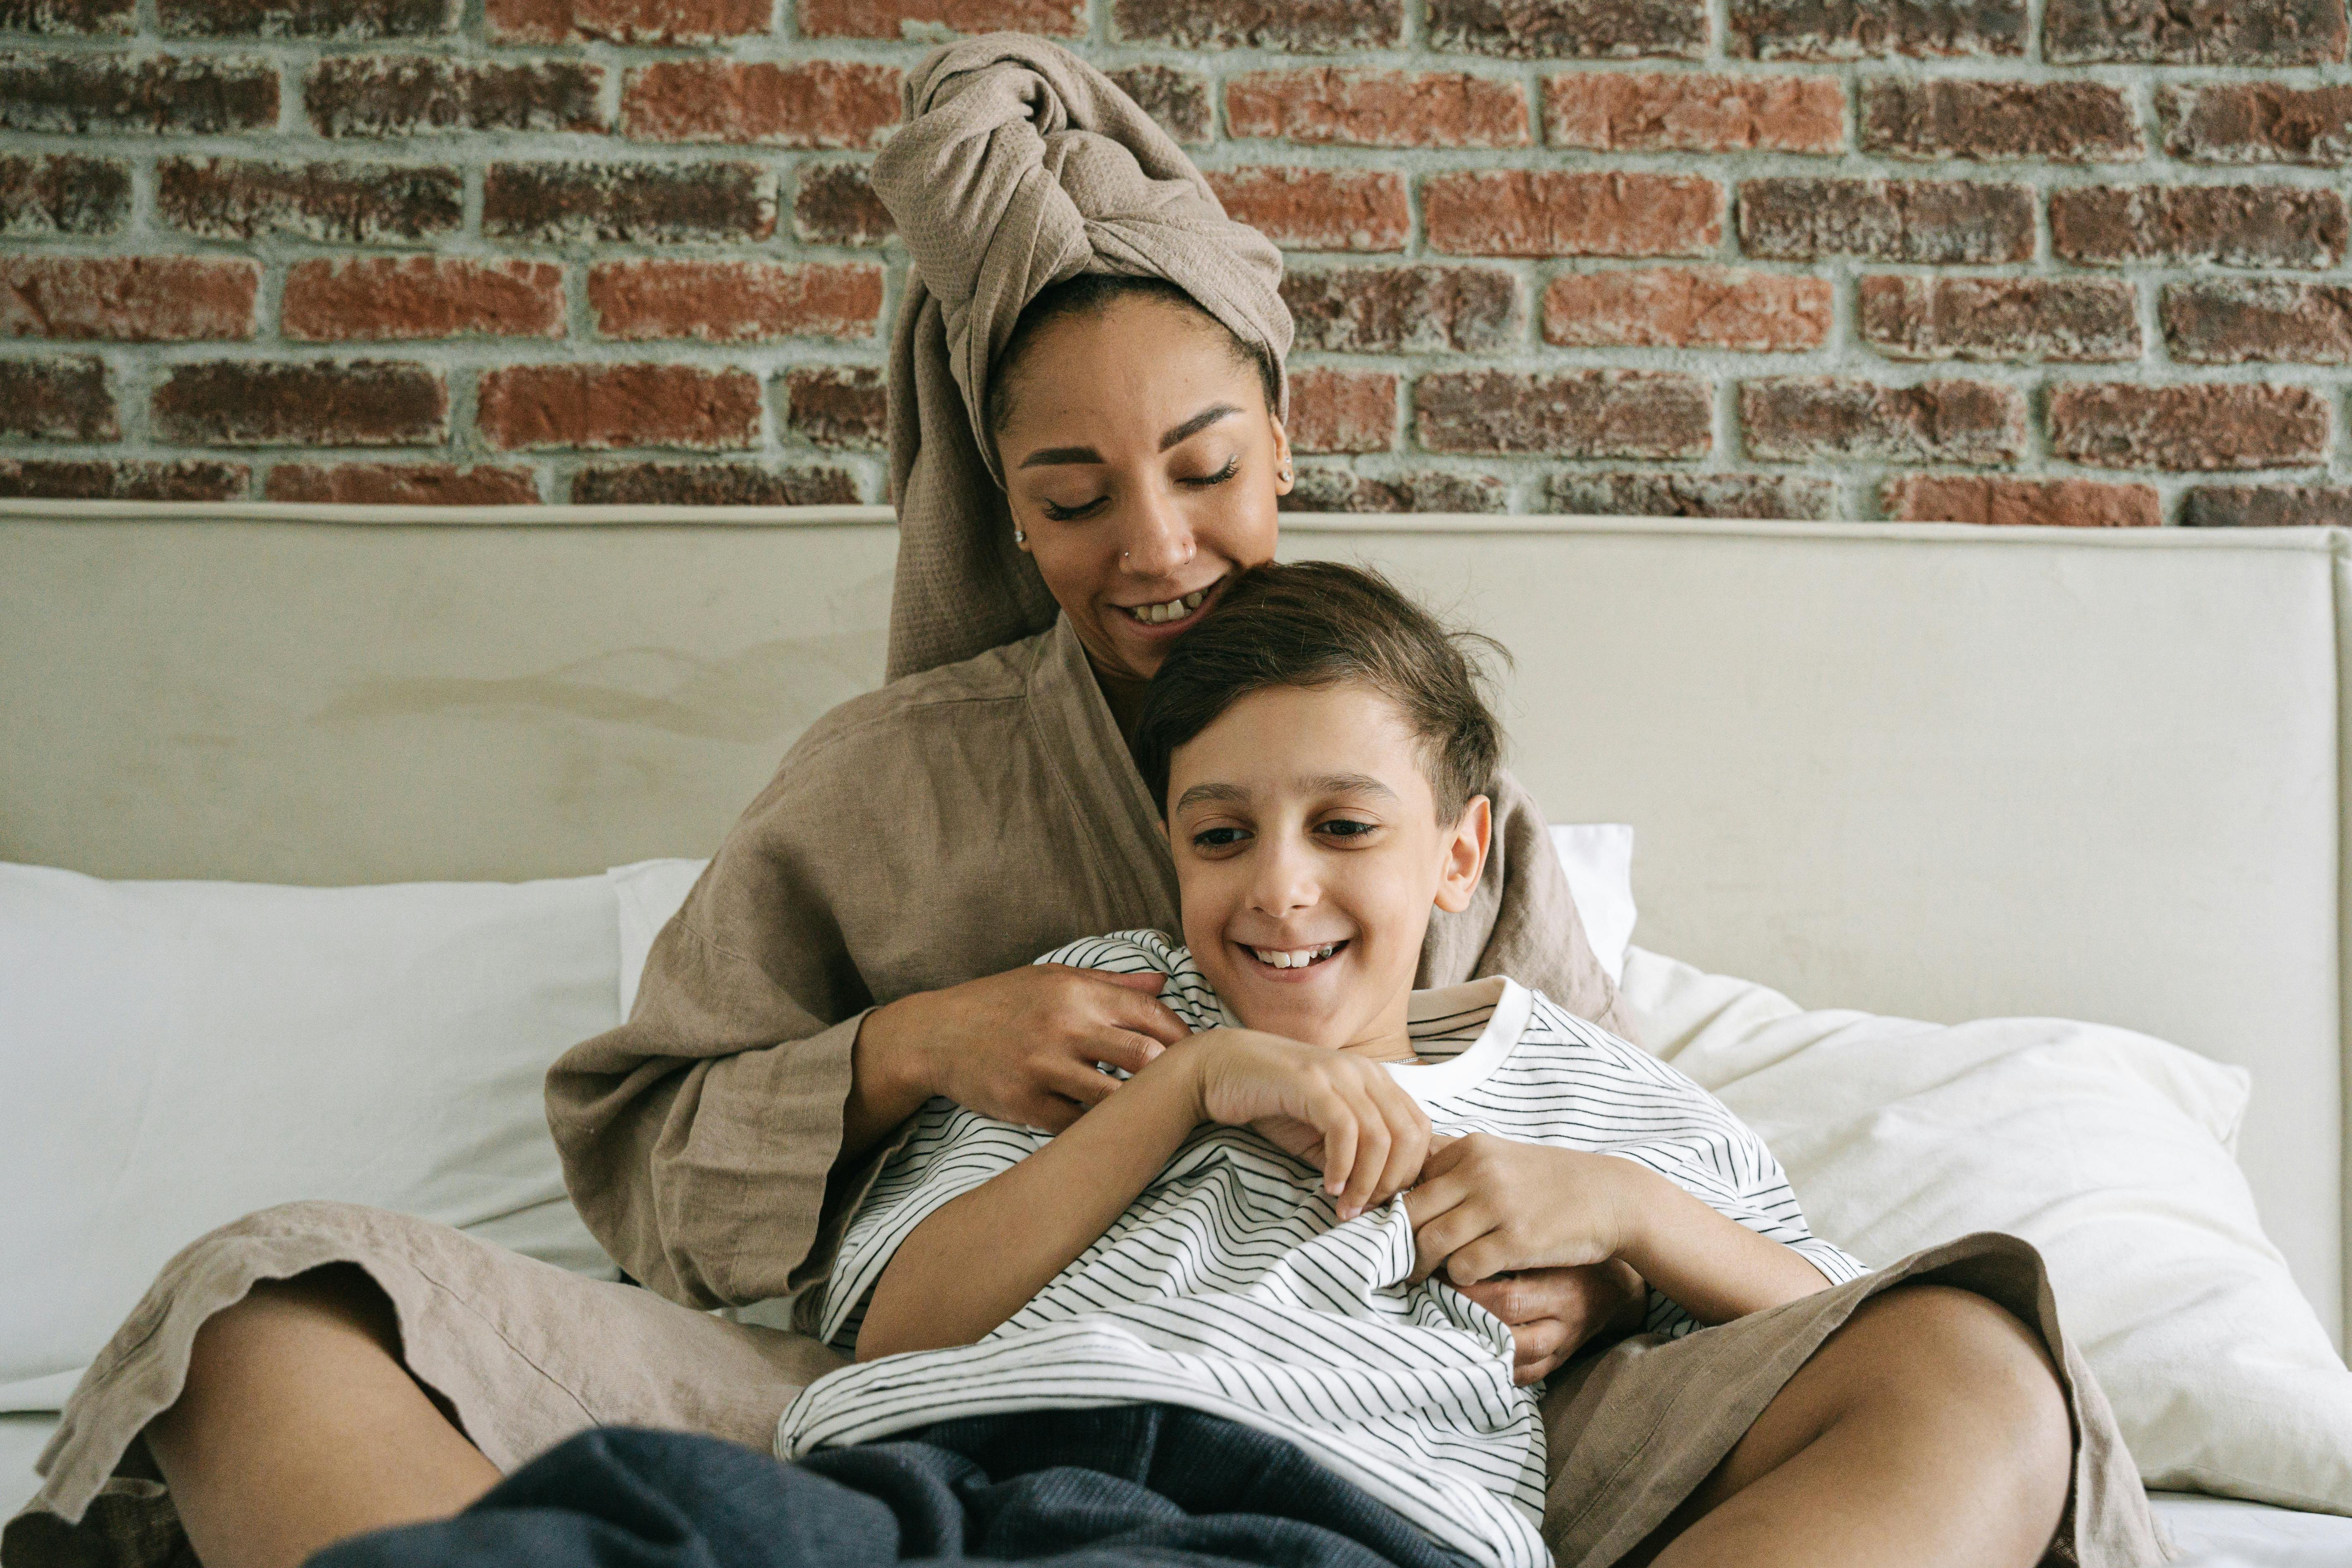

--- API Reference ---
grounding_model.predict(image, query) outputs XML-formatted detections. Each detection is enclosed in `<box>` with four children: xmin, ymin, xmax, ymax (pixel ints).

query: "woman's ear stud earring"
<box><xmin>1013</xmin><ymin>527</ymin><xmax>1026</xmax><ymax>544</ymax></box>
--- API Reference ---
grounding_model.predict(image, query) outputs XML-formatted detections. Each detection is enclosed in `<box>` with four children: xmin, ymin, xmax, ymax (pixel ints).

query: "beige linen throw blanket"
<box><xmin>6</xmin><ymin>35</ymin><xmax>2159</xmax><ymax>1568</ymax></box>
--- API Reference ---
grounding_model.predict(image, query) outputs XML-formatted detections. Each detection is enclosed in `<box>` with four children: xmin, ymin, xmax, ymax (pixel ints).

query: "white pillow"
<box><xmin>0</xmin><ymin>864</ymin><xmax>621</xmax><ymax>1412</ymax></box>
<box><xmin>1548</xmin><ymin>823</ymin><xmax>1635</xmax><ymax>985</ymax></box>
<box><xmin>608</xmin><ymin>827</ymin><xmax>1638</xmax><ymax>1020</ymax></box>
<box><xmin>1621</xmin><ymin>946</ymin><xmax>2352</xmax><ymax>1515</ymax></box>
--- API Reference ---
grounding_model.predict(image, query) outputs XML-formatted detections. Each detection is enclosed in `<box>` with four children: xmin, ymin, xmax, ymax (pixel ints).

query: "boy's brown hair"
<box><xmin>1131</xmin><ymin>560</ymin><xmax>1505</xmax><ymax>821</ymax></box>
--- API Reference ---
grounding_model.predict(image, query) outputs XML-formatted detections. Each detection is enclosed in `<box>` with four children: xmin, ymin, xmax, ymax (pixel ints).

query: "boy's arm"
<box><xmin>857</xmin><ymin>1026</ymin><xmax>1435</xmax><ymax>1361</ymax></box>
<box><xmin>856</xmin><ymin>1051</ymin><xmax>1204</xmax><ymax>1360</ymax></box>
<box><xmin>1405</xmin><ymin>1134</ymin><xmax>1833</xmax><ymax>1327</ymax></box>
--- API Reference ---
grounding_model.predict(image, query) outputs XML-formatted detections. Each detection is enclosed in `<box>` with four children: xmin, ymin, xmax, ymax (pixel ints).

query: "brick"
<box><xmin>793</xmin><ymin>163</ymin><xmax>893</xmax><ymax>247</ymax></box>
<box><xmin>1729</xmin><ymin>0</ymin><xmax>2026</xmax><ymax>58</ymax></box>
<box><xmin>2050</xmin><ymin>184</ymin><xmax>2346</xmax><ymax>270</ymax></box>
<box><xmin>0</xmin><ymin>355</ymin><xmax>114</xmax><ymax>440</ymax></box>
<box><xmin>0</xmin><ymin>459</ymin><xmax>246</xmax><ymax>500</ymax></box>
<box><xmin>1882</xmin><ymin>474</ymin><xmax>2159</xmax><ymax>526</ymax></box>
<box><xmin>571</xmin><ymin>462</ymin><xmax>861</xmax><ymax>505</ymax></box>
<box><xmin>1427</xmin><ymin>0</ymin><xmax>1707</xmax><ymax>57</ymax></box>
<box><xmin>487</xmin><ymin>0</ymin><xmax>767</xmax><ymax>42</ymax></box>
<box><xmin>1427</xmin><ymin>170</ymin><xmax>1720</xmax><ymax>257</ymax></box>
<box><xmin>800</xmin><ymin>0</ymin><xmax>1082</xmax><ymax>36</ymax></box>
<box><xmin>159</xmin><ymin>0</ymin><xmax>451</xmax><ymax>36</ymax></box>
<box><xmin>1740</xmin><ymin>376</ymin><xmax>2026</xmax><ymax>464</ymax></box>
<box><xmin>1282</xmin><ymin>265</ymin><xmax>1521</xmax><ymax>353</ymax></box>
<box><xmin>306</xmin><ymin>57</ymin><xmax>604</xmax><ymax>137</ymax></box>
<box><xmin>1112</xmin><ymin>0</ymin><xmax>1403</xmax><ymax>50</ymax></box>
<box><xmin>1417</xmin><ymin>369</ymin><xmax>1712</xmax><ymax>456</ymax></box>
<box><xmin>2045</xmin><ymin>0</ymin><xmax>2346</xmax><ymax>65</ymax></box>
<box><xmin>0</xmin><ymin>53</ymin><xmax>277</xmax><ymax>134</ymax></box>
<box><xmin>486</xmin><ymin>162</ymin><xmax>777</xmax><ymax>246</ymax></box>
<box><xmin>784</xmin><ymin>366</ymin><xmax>887</xmax><ymax>449</ymax></box>
<box><xmin>588</xmin><ymin>260</ymin><xmax>881</xmax><ymax>343</ymax></box>
<box><xmin>153</xmin><ymin>361</ymin><xmax>447</xmax><ymax>447</ymax></box>
<box><xmin>2160</xmin><ymin>84</ymin><xmax>2352</xmax><ymax>166</ymax></box>
<box><xmin>1109</xmin><ymin>65</ymin><xmax>1213</xmax><ymax>146</ymax></box>
<box><xmin>622</xmin><ymin>60</ymin><xmax>898</xmax><ymax>148</ymax></box>
<box><xmin>2048</xmin><ymin>383</ymin><xmax>2331</xmax><ymax>471</ymax></box>
<box><xmin>265</xmin><ymin>462</ymin><xmax>540</xmax><ymax>505</ymax></box>
<box><xmin>1859</xmin><ymin>78</ymin><xmax>2141</xmax><ymax>162</ymax></box>
<box><xmin>2162</xmin><ymin>280</ymin><xmax>2352</xmax><ymax>365</ymax></box>
<box><xmin>0</xmin><ymin>257</ymin><xmax>256</xmax><ymax>342</ymax></box>
<box><xmin>1546</xmin><ymin>469</ymin><xmax>1837</xmax><ymax>518</ymax></box>
<box><xmin>1543</xmin><ymin>266</ymin><xmax>1829</xmax><ymax>350</ymax></box>
<box><xmin>2181</xmin><ymin>484</ymin><xmax>2352</xmax><ymax>527</ymax></box>
<box><xmin>478</xmin><ymin>364</ymin><xmax>763</xmax><ymax>451</ymax></box>
<box><xmin>1281</xmin><ymin>466</ymin><xmax>1508</xmax><ymax>513</ymax></box>
<box><xmin>1206</xmin><ymin>168</ymin><xmax>1408</xmax><ymax>251</ymax></box>
<box><xmin>1286</xmin><ymin>367</ymin><xmax>1398</xmax><ymax>452</ymax></box>
<box><xmin>1226</xmin><ymin>69</ymin><xmax>1529</xmax><ymax>148</ymax></box>
<box><xmin>158</xmin><ymin>158</ymin><xmax>463</xmax><ymax>246</ymax></box>
<box><xmin>0</xmin><ymin>0</ymin><xmax>133</xmax><ymax>32</ymax></box>
<box><xmin>1738</xmin><ymin>176</ymin><xmax>2032</xmax><ymax>262</ymax></box>
<box><xmin>1858</xmin><ymin>275</ymin><xmax>2140</xmax><ymax>362</ymax></box>
<box><xmin>0</xmin><ymin>155</ymin><xmax>129</xmax><ymax>237</ymax></box>
<box><xmin>284</xmin><ymin>258</ymin><xmax>566</xmax><ymax>342</ymax></box>
<box><xmin>1544</xmin><ymin>71</ymin><xmax>1842</xmax><ymax>153</ymax></box>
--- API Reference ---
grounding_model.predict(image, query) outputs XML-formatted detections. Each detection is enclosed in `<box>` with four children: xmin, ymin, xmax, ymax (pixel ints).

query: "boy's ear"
<box><xmin>1432</xmin><ymin>795</ymin><xmax>1492</xmax><ymax>914</ymax></box>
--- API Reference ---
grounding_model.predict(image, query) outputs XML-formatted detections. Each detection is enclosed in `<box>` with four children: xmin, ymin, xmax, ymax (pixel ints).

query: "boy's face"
<box><xmin>1165</xmin><ymin>682</ymin><xmax>1491</xmax><ymax>1056</ymax></box>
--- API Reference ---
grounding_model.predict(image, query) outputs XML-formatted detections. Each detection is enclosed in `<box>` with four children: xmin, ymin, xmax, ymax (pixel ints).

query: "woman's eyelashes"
<box><xmin>1034</xmin><ymin>454</ymin><xmax>1239</xmax><ymax>519</ymax></box>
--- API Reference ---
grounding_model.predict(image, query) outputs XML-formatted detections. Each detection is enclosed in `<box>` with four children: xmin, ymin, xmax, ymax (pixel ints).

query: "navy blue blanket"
<box><xmin>310</xmin><ymin>1405</ymin><xmax>1474</xmax><ymax>1568</ymax></box>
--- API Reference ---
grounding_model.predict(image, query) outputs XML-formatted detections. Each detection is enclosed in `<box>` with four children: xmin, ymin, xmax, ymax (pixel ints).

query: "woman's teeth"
<box><xmin>1129</xmin><ymin>589</ymin><xmax>1207</xmax><ymax>625</ymax></box>
<box><xmin>1251</xmin><ymin>944</ymin><xmax>1340</xmax><ymax>969</ymax></box>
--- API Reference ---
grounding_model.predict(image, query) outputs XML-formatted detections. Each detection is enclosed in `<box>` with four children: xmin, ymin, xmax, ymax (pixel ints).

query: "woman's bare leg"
<box><xmin>143</xmin><ymin>1266</ymin><xmax>500</xmax><ymax>1568</ymax></box>
<box><xmin>1636</xmin><ymin>1283</ymin><xmax>2073</xmax><ymax>1568</ymax></box>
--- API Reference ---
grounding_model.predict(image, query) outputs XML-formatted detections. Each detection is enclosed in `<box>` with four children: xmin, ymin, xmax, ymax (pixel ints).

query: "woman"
<box><xmin>6</xmin><ymin>36</ymin><xmax>2157</xmax><ymax>1568</ymax></box>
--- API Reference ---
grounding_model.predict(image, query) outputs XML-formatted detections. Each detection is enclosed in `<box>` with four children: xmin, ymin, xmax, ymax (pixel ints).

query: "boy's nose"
<box><xmin>1248</xmin><ymin>838</ymin><xmax>1319</xmax><ymax>918</ymax></box>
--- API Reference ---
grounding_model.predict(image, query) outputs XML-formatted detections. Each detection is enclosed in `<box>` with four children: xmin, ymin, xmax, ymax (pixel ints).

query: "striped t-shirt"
<box><xmin>775</xmin><ymin>932</ymin><xmax>1866</xmax><ymax>1568</ymax></box>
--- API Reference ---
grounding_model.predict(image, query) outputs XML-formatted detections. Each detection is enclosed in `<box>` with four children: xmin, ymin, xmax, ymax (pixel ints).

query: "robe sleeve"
<box><xmin>1420</xmin><ymin>766</ymin><xmax>1643</xmax><ymax>1046</ymax></box>
<box><xmin>546</xmin><ymin>727</ymin><xmax>904</xmax><ymax>1312</ymax></box>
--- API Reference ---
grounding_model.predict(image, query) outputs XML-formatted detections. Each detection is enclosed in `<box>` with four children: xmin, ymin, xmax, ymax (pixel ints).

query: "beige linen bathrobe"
<box><xmin>3</xmin><ymin>35</ymin><xmax>2163</xmax><ymax>1568</ymax></box>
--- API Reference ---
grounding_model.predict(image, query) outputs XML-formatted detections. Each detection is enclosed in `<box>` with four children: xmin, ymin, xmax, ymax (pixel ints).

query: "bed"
<box><xmin>3</xmin><ymin>500</ymin><xmax>2348</xmax><ymax>1564</ymax></box>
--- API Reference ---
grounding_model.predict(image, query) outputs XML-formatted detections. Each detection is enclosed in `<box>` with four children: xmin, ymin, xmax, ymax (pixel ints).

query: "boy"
<box><xmin>774</xmin><ymin>563</ymin><xmax>1864</xmax><ymax>1568</ymax></box>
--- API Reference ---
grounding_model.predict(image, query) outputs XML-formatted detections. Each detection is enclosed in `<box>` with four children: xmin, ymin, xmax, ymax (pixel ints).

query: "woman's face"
<box><xmin>995</xmin><ymin>294</ymin><xmax>1292</xmax><ymax>684</ymax></box>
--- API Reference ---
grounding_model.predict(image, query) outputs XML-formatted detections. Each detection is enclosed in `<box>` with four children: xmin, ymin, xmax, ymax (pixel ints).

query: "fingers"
<box><xmin>1019</xmin><ymin>1093</ymin><xmax>1086</xmax><ymax>1134</ymax></box>
<box><xmin>1041</xmin><ymin>1059</ymin><xmax>1120</xmax><ymax>1108</ymax></box>
<box><xmin>1315</xmin><ymin>1089</ymin><xmax>1359</xmax><ymax>1210</ymax></box>
<box><xmin>1453</xmin><ymin>1272</ymin><xmax>1543</xmax><ymax>1324</ymax></box>
<box><xmin>1445</xmin><ymin>1232</ymin><xmax>1517</xmax><ymax>1289</ymax></box>
<box><xmin>1409</xmin><ymin>1199</ymin><xmax>1493</xmax><ymax>1286</ymax></box>
<box><xmin>1364</xmin><ymin>1077</ymin><xmax>1430</xmax><ymax>1212</ymax></box>
<box><xmin>1503</xmin><ymin>1314</ymin><xmax>1572</xmax><ymax>1369</ymax></box>
<box><xmin>1085</xmin><ymin>1029</ymin><xmax>1167</xmax><ymax>1077</ymax></box>
<box><xmin>1335</xmin><ymin>1082</ymin><xmax>1390</xmax><ymax>1220</ymax></box>
<box><xmin>1092</xmin><ymin>972</ymin><xmax>1190</xmax><ymax>1045</ymax></box>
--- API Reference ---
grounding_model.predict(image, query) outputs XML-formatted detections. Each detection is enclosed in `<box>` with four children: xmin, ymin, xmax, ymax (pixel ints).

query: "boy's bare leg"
<box><xmin>144</xmin><ymin>1266</ymin><xmax>500</xmax><ymax>1568</ymax></box>
<box><xmin>1637</xmin><ymin>1284</ymin><xmax>2073</xmax><ymax>1568</ymax></box>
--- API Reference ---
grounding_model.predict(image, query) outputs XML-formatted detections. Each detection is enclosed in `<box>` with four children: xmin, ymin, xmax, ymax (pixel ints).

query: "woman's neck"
<box><xmin>1093</xmin><ymin>664</ymin><xmax>1151</xmax><ymax>741</ymax></box>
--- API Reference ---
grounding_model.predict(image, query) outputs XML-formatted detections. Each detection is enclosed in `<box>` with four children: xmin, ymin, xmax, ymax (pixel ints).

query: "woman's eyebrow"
<box><xmin>1161</xmin><ymin>402</ymin><xmax>1239</xmax><ymax>450</ymax></box>
<box><xmin>1018</xmin><ymin>444</ymin><xmax>1104</xmax><ymax>469</ymax></box>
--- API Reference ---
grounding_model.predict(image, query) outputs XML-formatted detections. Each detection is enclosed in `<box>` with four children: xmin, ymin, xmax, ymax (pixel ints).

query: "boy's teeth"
<box><xmin>1251</xmin><ymin>943</ymin><xmax>1340</xmax><ymax>969</ymax></box>
<box><xmin>1129</xmin><ymin>588</ymin><xmax>1208</xmax><ymax>625</ymax></box>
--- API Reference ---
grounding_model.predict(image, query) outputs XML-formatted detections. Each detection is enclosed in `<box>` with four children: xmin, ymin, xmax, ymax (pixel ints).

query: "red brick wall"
<box><xmin>2</xmin><ymin>0</ymin><xmax>2349</xmax><ymax>523</ymax></box>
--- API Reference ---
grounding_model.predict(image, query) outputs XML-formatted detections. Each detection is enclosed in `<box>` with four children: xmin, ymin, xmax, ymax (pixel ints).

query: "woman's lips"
<box><xmin>1113</xmin><ymin>576</ymin><xmax>1224</xmax><ymax>638</ymax></box>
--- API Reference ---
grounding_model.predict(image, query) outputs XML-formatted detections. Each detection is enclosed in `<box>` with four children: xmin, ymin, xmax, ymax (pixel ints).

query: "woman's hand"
<box><xmin>1451</xmin><ymin>1263</ymin><xmax>1648</xmax><ymax>1384</ymax></box>
<box><xmin>1187</xmin><ymin>1029</ymin><xmax>1432</xmax><ymax>1221</ymax></box>
<box><xmin>847</xmin><ymin>964</ymin><xmax>1189</xmax><ymax>1149</ymax></box>
<box><xmin>1405</xmin><ymin>1133</ymin><xmax>1638</xmax><ymax>1288</ymax></box>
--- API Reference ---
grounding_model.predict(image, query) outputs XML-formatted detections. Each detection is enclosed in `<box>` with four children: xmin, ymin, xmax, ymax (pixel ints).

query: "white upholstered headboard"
<box><xmin>3</xmin><ymin>501</ymin><xmax>2343</xmax><ymax>1346</ymax></box>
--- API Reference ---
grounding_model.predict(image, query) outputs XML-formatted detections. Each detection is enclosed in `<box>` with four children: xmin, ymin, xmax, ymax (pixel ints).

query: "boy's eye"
<box><xmin>1191</xmin><ymin>826</ymin><xmax>1249</xmax><ymax>850</ymax></box>
<box><xmin>1039</xmin><ymin>495</ymin><xmax>1108</xmax><ymax>522</ymax></box>
<box><xmin>1317</xmin><ymin>819</ymin><xmax>1379</xmax><ymax>841</ymax></box>
<box><xmin>1179</xmin><ymin>455</ymin><xmax>1240</xmax><ymax>489</ymax></box>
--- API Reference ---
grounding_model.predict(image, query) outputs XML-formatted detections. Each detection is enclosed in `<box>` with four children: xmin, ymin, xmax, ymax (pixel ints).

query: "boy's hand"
<box><xmin>1453</xmin><ymin>1263</ymin><xmax>1648</xmax><ymax>1384</ymax></box>
<box><xmin>1180</xmin><ymin>1029</ymin><xmax>1431</xmax><ymax>1221</ymax></box>
<box><xmin>1404</xmin><ymin>1133</ymin><xmax>1641</xmax><ymax>1288</ymax></box>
